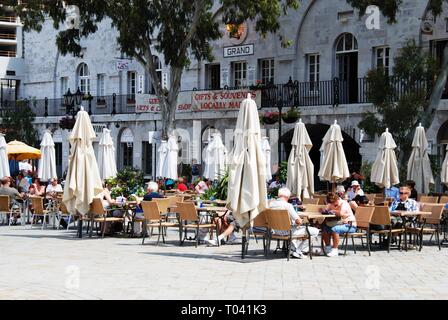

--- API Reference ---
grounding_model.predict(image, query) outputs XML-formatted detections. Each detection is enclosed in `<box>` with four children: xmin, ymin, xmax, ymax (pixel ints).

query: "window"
<box><xmin>180</xmin><ymin>140</ymin><xmax>190</xmax><ymax>164</ymax></box>
<box><xmin>206</xmin><ymin>64</ymin><xmax>221</xmax><ymax>90</ymax></box>
<box><xmin>307</xmin><ymin>54</ymin><xmax>320</xmax><ymax>91</ymax></box>
<box><xmin>142</xmin><ymin>142</ymin><xmax>153</xmax><ymax>176</ymax></box>
<box><xmin>127</xmin><ymin>71</ymin><xmax>136</xmax><ymax>100</ymax></box>
<box><xmin>337</xmin><ymin>10</ymin><xmax>354</xmax><ymax>21</ymax></box>
<box><xmin>60</xmin><ymin>77</ymin><xmax>68</xmax><ymax>97</ymax></box>
<box><xmin>77</xmin><ymin>63</ymin><xmax>90</xmax><ymax>94</ymax></box>
<box><xmin>120</xmin><ymin>128</ymin><xmax>134</xmax><ymax>169</ymax></box>
<box><xmin>375</xmin><ymin>47</ymin><xmax>390</xmax><ymax>75</ymax></box>
<box><xmin>150</xmin><ymin>56</ymin><xmax>163</xmax><ymax>94</ymax></box>
<box><xmin>259</xmin><ymin>59</ymin><xmax>275</xmax><ymax>85</ymax></box>
<box><xmin>97</xmin><ymin>74</ymin><xmax>106</xmax><ymax>97</ymax></box>
<box><xmin>336</xmin><ymin>33</ymin><xmax>358</xmax><ymax>53</ymax></box>
<box><xmin>232</xmin><ymin>61</ymin><xmax>247</xmax><ymax>88</ymax></box>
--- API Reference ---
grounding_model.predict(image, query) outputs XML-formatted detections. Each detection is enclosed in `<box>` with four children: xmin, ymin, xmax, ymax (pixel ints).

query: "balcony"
<box><xmin>0</xmin><ymin>50</ymin><xmax>16</xmax><ymax>57</ymax></box>
<box><xmin>0</xmin><ymin>76</ymin><xmax>439</xmax><ymax>118</ymax></box>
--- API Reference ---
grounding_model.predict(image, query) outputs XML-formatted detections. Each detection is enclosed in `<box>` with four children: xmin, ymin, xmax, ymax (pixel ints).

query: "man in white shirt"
<box><xmin>17</xmin><ymin>173</ymin><xmax>30</xmax><ymax>193</ymax></box>
<box><xmin>269</xmin><ymin>187</ymin><xmax>319</xmax><ymax>259</ymax></box>
<box><xmin>46</xmin><ymin>178</ymin><xmax>63</xmax><ymax>195</ymax></box>
<box><xmin>347</xmin><ymin>180</ymin><xmax>365</xmax><ymax>211</ymax></box>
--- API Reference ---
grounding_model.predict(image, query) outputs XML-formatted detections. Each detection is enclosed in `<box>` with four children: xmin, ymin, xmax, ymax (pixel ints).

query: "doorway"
<box><xmin>335</xmin><ymin>33</ymin><xmax>359</xmax><ymax>104</ymax></box>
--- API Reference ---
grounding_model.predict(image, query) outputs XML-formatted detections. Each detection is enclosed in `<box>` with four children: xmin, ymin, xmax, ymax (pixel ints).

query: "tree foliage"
<box><xmin>1</xmin><ymin>101</ymin><xmax>39</xmax><ymax>147</ymax></box>
<box><xmin>1</xmin><ymin>0</ymin><xmax>299</xmax><ymax>138</ymax></box>
<box><xmin>358</xmin><ymin>41</ymin><xmax>437</xmax><ymax>169</ymax></box>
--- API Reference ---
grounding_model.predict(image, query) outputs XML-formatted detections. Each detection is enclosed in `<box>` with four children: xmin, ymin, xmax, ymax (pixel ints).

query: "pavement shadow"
<box><xmin>140</xmin><ymin>250</ymin><xmax>272</xmax><ymax>263</ymax></box>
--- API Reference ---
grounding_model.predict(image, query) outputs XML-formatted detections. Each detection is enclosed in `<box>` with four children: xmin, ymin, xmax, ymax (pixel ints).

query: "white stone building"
<box><xmin>1</xmin><ymin>0</ymin><xmax>448</xmax><ymax>190</ymax></box>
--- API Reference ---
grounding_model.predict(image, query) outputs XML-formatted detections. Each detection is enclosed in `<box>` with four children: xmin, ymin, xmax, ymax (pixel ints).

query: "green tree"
<box><xmin>358</xmin><ymin>41</ymin><xmax>436</xmax><ymax>172</ymax></box>
<box><xmin>1</xmin><ymin>100</ymin><xmax>39</xmax><ymax>147</ymax></box>
<box><xmin>1</xmin><ymin>0</ymin><xmax>299</xmax><ymax>139</ymax></box>
<box><xmin>347</xmin><ymin>0</ymin><xmax>448</xmax><ymax>130</ymax></box>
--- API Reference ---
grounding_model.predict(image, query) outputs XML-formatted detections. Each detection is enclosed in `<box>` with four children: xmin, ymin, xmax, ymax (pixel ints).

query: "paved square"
<box><xmin>0</xmin><ymin>226</ymin><xmax>447</xmax><ymax>300</ymax></box>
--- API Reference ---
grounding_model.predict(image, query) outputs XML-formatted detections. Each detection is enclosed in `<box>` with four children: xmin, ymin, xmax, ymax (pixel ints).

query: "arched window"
<box><xmin>77</xmin><ymin>63</ymin><xmax>90</xmax><ymax>94</ymax></box>
<box><xmin>335</xmin><ymin>33</ymin><xmax>358</xmax><ymax>54</ymax></box>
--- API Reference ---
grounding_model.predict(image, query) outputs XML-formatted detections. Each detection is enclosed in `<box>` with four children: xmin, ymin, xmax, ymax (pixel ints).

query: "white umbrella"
<box><xmin>407</xmin><ymin>124</ymin><xmax>434</xmax><ymax>194</ymax></box>
<box><xmin>227</xmin><ymin>94</ymin><xmax>267</xmax><ymax>228</ymax></box>
<box><xmin>209</xmin><ymin>132</ymin><xmax>228</xmax><ymax>181</ymax></box>
<box><xmin>97</xmin><ymin>128</ymin><xmax>117</xmax><ymax>181</ymax></box>
<box><xmin>37</xmin><ymin>130</ymin><xmax>57</xmax><ymax>182</ymax></box>
<box><xmin>371</xmin><ymin>128</ymin><xmax>399</xmax><ymax>189</ymax></box>
<box><xmin>202</xmin><ymin>137</ymin><xmax>213</xmax><ymax>180</ymax></box>
<box><xmin>441</xmin><ymin>144</ymin><xmax>448</xmax><ymax>186</ymax></box>
<box><xmin>0</xmin><ymin>133</ymin><xmax>10</xmax><ymax>178</ymax></box>
<box><xmin>165</xmin><ymin>134</ymin><xmax>178</xmax><ymax>180</ymax></box>
<box><xmin>261</xmin><ymin>137</ymin><xmax>272</xmax><ymax>182</ymax></box>
<box><xmin>286</xmin><ymin>119</ymin><xmax>314</xmax><ymax>199</ymax></box>
<box><xmin>63</xmin><ymin>107</ymin><xmax>103</xmax><ymax>219</ymax></box>
<box><xmin>318</xmin><ymin>120</ymin><xmax>350</xmax><ymax>185</ymax></box>
<box><xmin>157</xmin><ymin>140</ymin><xmax>168</xmax><ymax>178</ymax></box>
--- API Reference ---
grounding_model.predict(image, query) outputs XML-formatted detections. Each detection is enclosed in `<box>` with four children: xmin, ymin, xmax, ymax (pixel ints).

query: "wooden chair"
<box><xmin>438</xmin><ymin>196</ymin><xmax>448</xmax><ymax>204</ymax></box>
<box><xmin>58</xmin><ymin>201</ymin><xmax>76</xmax><ymax>230</ymax></box>
<box><xmin>265</xmin><ymin>209</ymin><xmax>312</xmax><ymax>261</ymax></box>
<box><xmin>406</xmin><ymin>203</ymin><xmax>444</xmax><ymax>251</ymax></box>
<box><xmin>242</xmin><ymin>210</ymin><xmax>268</xmax><ymax>259</ymax></box>
<box><xmin>0</xmin><ymin>195</ymin><xmax>11</xmax><ymax>225</ymax></box>
<box><xmin>342</xmin><ymin>206</ymin><xmax>375</xmax><ymax>256</ymax></box>
<box><xmin>90</xmin><ymin>198</ymin><xmax>125</xmax><ymax>238</ymax></box>
<box><xmin>30</xmin><ymin>196</ymin><xmax>50</xmax><ymax>229</ymax></box>
<box><xmin>313</xmin><ymin>195</ymin><xmax>327</xmax><ymax>205</ymax></box>
<box><xmin>176</xmin><ymin>201</ymin><xmax>218</xmax><ymax>247</ymax></box>
<box><xmin>141</xmin><ymin>201</ymin><xmax>179</xmax><ymax>245</ymax></box>
<box><xmin>369</xmin><ymin>206</ymin><xmax>406</xmax><ymax>253</ymax></box>
<box><xmin>302</xmin><ymin>198</ymin><xmax>319</xmax><ymax>205</ymax></box>
<box><xmin>419</xmin><ymin>196</ymin><xmax>439</xmax><ymax>204</ymax></box>
<box><xmin>417</xmin><ymin>193</ymin><xmax>428</xmax><ymax>202</ymax></box>
<box><xmin>365</xmin><ymin>194</ymin><xmax>376</xmax><ymax>203</ymax></box>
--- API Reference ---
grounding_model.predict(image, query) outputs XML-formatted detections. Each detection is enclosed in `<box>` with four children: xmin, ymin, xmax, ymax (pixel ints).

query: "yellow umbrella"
<box><xmin>6</xmin><ymin>140</ymin><xmax>41</xmax><ymax>161</ymax></box>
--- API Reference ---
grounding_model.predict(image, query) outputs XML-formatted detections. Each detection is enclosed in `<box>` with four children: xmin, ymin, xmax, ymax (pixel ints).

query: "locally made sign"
<box><xmin>116</xmin><ymin>60</ymin><xmax>130</xmax><ymax>71</ymax></box>
<box><xmin>223</xmin><ymin>44</ymin><xmax>254</xmax><ymax>58</ymax></box>
<box><xmin>136</xmin><ymin>89</ymin><xmax>261</xmax><ymax>113</ymax></box>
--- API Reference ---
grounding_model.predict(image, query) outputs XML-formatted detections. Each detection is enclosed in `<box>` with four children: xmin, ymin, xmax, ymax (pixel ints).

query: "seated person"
<box><xmin>268</xmin><ymin>175</ymin><xmax>283</xmax><ymax>190</ymax></box>
<box><xmin>46</xmin><ymin>178</ymin><xmax>63</xmax><ymax>198</ymax></box>
<box><xmin>347</xmin><ymin>180</ymin><xmax>367</xmax><ymax>211</ymax></box>
<box><xmin>269</xmin><ymin>187</ymin><xmax>320</xmax><ymax>259</ymax></box>
<box><xmin>195</xmin><ymin>178</ymin><xmax>210</xmax><ymax>195</ymax></box>
<box><xmin>176</xmin><ymin>177</ymin><xmax>188</xmax><ymax>193</ymax></box>
<box><xmin>385</xmin><ymin>184</ymin><xmax>400</xmax><ymax>202</ymax></box>
<box><xmin>321</xmin><ymin>192</ymin><xmax>357</xmax><ymax>257</ymax></box>
<box><xmin>17</xmin><ymin>172</ymin><xmax>30</xmax><ymax>193</ymax></box>
<box><xmin>31</xmin><ymin>177</ymin><xmax>45</xmax><ymax>197</ymax></box>
<box><xmin>205</xmin><ymin>210</ymin><xmax>240</xmax><ymax>246</ymax></box>
<box><xmin>165</xmin><ymin>178</ymin><xmax>175</xmax><ymax>190</ymax></box>
<box><xmin>336</xmin><ymin>185</ymin><xmax>348</xmax><ymax>200</ymax></box>
<box><xmin>388</xmin><ymin>186</ymin><xmax>418</xmax><ymax>228</ymax></box>
<box><xmin>404</xmin><ymin>180</ymin><xmax>418</xmax><ymax>200</ymax></box>
<box><xmin>143</xmin><ymin>181</ymin><xmax>164</xmax><ymax>201</ymax></box>
<box><xmin>0</xmin><ymin>177</ymin><xmax>25</xmax><ymax>224</ymax></box>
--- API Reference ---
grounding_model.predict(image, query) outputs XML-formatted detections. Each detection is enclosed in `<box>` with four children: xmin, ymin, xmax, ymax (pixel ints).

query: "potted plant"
<box><xmin>250</xmin><ymin>80</ymin><xmax>265</xmax><ymax>91</ymax></box>
<box><xmin>59</xmin><ymin>116</ymin><xmax>76</xmax><ymax>130</ymax></box>
<box><xmin>282</xmin><ymin>108</ymin><xmax>300</xmax><ymax>123</ymax></box>
<box><xmin>261</xmin><ymin>111</ymin><xmax>279</xmax><ymax>125</ymax></box>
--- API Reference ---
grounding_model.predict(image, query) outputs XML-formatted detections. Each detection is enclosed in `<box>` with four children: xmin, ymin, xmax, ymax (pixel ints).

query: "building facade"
<box><xmin>1</xmin><ymin>0</ymin><xmax>448</xmax><ymax>189</ymax></box>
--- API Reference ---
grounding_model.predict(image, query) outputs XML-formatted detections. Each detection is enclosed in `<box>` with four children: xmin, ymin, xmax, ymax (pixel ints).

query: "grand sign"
<box><xmin>223</xmin><ymin>44</ymin><xmax>254</xmax><ymax>58</ymax></box>
<box><xmin>136</xmin><ymin>89</ymin><xmax>261</xmax><ymax>113</ymax></box>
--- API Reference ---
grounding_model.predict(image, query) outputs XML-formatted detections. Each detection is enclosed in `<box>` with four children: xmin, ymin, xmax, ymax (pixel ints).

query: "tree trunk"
<box><xmin>422</xmin><ymin>44</ymin><xmax>448</xmax><ymax>128</ymax></box>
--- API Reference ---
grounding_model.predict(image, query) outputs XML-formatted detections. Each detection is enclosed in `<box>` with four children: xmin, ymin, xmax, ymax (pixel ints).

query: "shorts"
<box><xmin>322</xmin><ymin>223</ymin><xmax>356</xmax><ymax>234</ymax></box>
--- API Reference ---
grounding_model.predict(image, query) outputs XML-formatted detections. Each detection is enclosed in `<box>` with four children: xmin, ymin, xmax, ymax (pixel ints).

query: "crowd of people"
<box><xmin>1</xmin><ymin>165</ymin><xmax>442</xmax><ymax>259</ymax></box>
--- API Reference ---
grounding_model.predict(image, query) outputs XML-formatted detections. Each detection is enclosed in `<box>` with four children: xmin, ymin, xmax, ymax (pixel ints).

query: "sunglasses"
<box><xmin>399</xmin><ymin>192</ymin><xmax>409</xmax><ymax>195</ymax></box>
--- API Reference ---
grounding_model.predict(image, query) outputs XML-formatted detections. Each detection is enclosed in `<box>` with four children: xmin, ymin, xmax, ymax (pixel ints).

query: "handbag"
<box><xmin>322</xmin><ymin>210</ymin><xmax>342</xmax><ymax>227</ymax></box>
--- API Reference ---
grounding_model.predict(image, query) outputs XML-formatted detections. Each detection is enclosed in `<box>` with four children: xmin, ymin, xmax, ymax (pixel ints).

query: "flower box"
<box><xmin>261</xmin><ymin>112</ymin><xmax>279</xmax><ymax>125</ymax></box>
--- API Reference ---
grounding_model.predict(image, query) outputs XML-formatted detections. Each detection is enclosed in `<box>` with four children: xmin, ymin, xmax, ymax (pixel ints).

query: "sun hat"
<box><xmin>351</xmin><ymin>180</ymin><xmax>360</xmax><ymax>187</ymax></box>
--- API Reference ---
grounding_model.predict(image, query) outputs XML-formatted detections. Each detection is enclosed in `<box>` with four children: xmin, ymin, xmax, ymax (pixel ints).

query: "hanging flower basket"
<box><xmin>282</xmin><ymin>108</ymin><xmax>300</xmax><ymax>124</ymax></box>
<box><xmin>59</xmin><ymin>116</ymin><xmax>76</xmax><ymax>130</ymax></box>
<box><xmin>261</xmin><ymin>112</ymin><xmax>279</xmax><ymax>125</ymax></box>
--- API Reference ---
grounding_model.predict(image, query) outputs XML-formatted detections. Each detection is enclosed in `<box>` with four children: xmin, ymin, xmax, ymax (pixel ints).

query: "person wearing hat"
<box><xmin>347</xmin><ymin>180</ymin><xmax>366</xmax><ymax>211</ymax></box>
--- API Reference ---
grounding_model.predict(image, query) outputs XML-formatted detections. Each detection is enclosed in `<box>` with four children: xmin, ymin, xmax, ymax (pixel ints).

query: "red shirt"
<box><xmin>177</xmin><ymin>183</ymin><xmax>188</xmax><ymax>192</ymax></box>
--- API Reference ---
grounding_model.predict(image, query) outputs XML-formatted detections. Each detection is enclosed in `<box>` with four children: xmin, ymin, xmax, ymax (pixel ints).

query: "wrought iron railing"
<box><xmin>0</xmin><ymin>77</ymin><xmax>436</xmax><ymax>118</ymax></box>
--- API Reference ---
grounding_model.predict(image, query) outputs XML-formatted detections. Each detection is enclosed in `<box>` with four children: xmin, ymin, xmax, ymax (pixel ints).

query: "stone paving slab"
<box><xmin>0</xmin><ymin>226</ymin><xmax>447</xmax><ymax>300</ymax></box>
